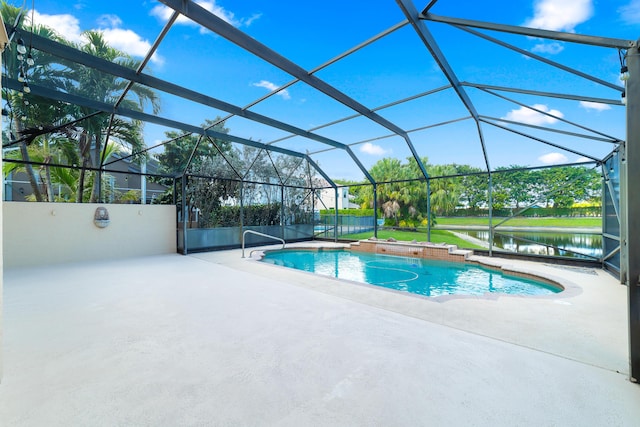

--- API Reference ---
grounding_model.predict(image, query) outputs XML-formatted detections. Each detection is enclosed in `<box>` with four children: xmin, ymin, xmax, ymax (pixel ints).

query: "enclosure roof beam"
<box><xmin>2</xmin><ymin>76</ymin><xmax>335</xmax><ymax>187</ymax></box>
<box><xmin>396</xmin><ymin>1</ymin><xmax>479</xmax><ymax>120</ymax></box>
<box><xmin>214</xmin><ymin>19</ymin><xmax>410</xmax><ymax>131</ymax></box>
<box><xmin>480</xmin><ymin>115</ymin><xmax>620</xmax><ymax>144</ymax></box>
<box><xmin>101</xmin><ymin>11</ymin><xmax>179</xmax><ymax>167</ymax></box>
<box><xmin>2</xmin><ymin>111</ymin><xmax>104</xmax><ymax>148</ymax></box>
<box><xmin>308</xmin><ymin>116</ymin><xmax>472</xmax><ymax>156</ymax></box>
<box><xmin>156</xmin><ymin>0</ymin><xmax>408</xmax><ymax>138</ymax></box>
<box><xmin>11</xmin><ymin>27</ymin><xmax>370</xmax><ymax>183</ymax></box>
<box><xmin>421</xmin><ymin>13</ymin><xmax>636</xmax><ymax>49</ymax></box>
<box><xmin>155</xmin><ymin>0</ymin><xmax>411</xmax><ymax>182</ymax></box>
<box><xmin>480</xmin><ymin>117</ymin><xmax>602</xmax><ymax>162</ymax></box>
<box><xmin>477</xmin><ymin>86</ymin><xmax>623</xmax><ymax>141</ymax></box>
<box><xmin>421</xmin><ymin>0</ymin><xmax>440</xmax><ymax>14</ymax></box>
<box><xmin>266</xmin><ymin>85</ymin><xmax>451</xmax><ymax>146</ymax></box>
<box><xmin>395</xmin><ymin>0</ymin><xmax>491</xmax><ymax>173</ymax></box>
<box><xmin>463</xmin><ymin>82</ymin><xmax>623</xmax><ymax>105</ymax></box>
<box><xmin>455</xmin><ymin>25</ymin><xmax>624</xmax><ymax>93</ymax></box>
<box><xmin>305</xmin><ymin>156</ymin><xmax>335</xmax><ymax>189</ymax></box>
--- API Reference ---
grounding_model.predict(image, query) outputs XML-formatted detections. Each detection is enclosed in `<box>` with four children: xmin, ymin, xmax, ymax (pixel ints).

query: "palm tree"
<box><xmin>1</xmin><ymin>1</ymin><xmax>67</xmax><ymax>201</ymax></box>
<box><xmin>49</xmin><ymin>141</ymin><xmax>121</xmax><ymax>202</ymax></box>
<box><xmin>369</xmin><ymin>158</ymin><xmax>405</xmax><ymax>225</ymax></box>
<box><xmin>2</xmin><ymin>6</ymin><xmax>157</xmax><ymax>203</ymax></box>
<box><xmin>60</xmin><ymin>31</ymin><xmax>160</xmax><ymax>202</ymax></box>
<box><xmin>427</xmin><ymin>164</ymin><xmax>460</xmax><ymax>216</ymax></box>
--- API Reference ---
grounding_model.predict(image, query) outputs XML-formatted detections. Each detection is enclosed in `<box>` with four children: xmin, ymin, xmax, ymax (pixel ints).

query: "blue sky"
<box><xmin>16</xmin><ymin>0</ymin><xmax>640</xmax><ymax>180</ymax></box>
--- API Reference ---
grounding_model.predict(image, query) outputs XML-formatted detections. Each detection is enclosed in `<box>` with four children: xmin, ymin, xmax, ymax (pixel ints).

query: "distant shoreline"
<box><xmin>434</xmin><ymin>225</ymin><xmax>601</xmax><ymax>234</ymax></box>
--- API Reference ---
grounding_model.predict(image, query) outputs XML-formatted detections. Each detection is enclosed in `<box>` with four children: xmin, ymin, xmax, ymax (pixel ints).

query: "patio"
<box><xmin>1</xmin><ymin>245</ymin><xmax>638</xmax><ymax>426</ymax></box>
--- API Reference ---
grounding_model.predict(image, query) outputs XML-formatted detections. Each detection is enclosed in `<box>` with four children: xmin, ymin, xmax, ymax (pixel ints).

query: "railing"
<box><xmin>242</xmin><ymin>230</ymin><xmax>285</xmax><ymax>258</ymax></box>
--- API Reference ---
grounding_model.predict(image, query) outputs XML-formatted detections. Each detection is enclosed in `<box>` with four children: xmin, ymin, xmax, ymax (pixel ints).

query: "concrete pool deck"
<box><xmin>1</xmin><ymin>242</ymin><xmax>639</xmax><ymax>425</ymax></box>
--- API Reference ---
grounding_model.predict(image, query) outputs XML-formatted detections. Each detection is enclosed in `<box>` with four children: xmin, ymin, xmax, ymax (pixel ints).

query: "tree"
<box><xmin>62</xmin><ymin>31</ymin><xmax>160</xmax><ymax>202</ymax></box>
<box><xmin>156</xmin><ymin>120</ymin><xmax>239</xmax><ymax>226</ymax></box>
<box><xmin>361</xmin><ymin>157</ymin><xmax>431</xmax><ymax>226</ymax></box>
<box><xmin>427</xmin><ymin>164</ymin><xmax>460</xmax><ymax>216</ymax></box>
<box><xmin>2</xmin><ymin>6</ymin><xmax>159</xmax><ymax>203</ymax></box>
<box><xmin>493</xmin><ymin>165</ymin><xmax>535</xmax><ymax>209</ymax></box>
<box><xmin>156</xmin><ymin>119</ymin><xmax>230</xmax><ymax>175</ymax></box>
<box><xmin>1</xmin><ymin>1</ymin><xmax>69</xmax><ymax>201</ymax></box>
<box><xmin>538</xmin><ymin>166</ymin><xmax>600</xmax><ymax>208</ymax></box>
<box><xmin>369</xmin><ymin>158</ymin><xmax>408</xmax><ymax>225</ymax></box>
<box><xmin>455</xmin><ymin>164</ymin><xmax>488</xmax><ymax>210</ymax></box>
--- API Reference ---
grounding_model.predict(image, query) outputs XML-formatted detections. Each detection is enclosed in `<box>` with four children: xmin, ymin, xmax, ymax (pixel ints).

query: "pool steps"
<box><xmin>262</xmin><ymin>258</ymin><xmax>296</xmax><ymax>268</ymax></box>
<box><xmin>350</xmin><ymin>239</ymin><xmax>474</xmax><ymax>263</ymax></box>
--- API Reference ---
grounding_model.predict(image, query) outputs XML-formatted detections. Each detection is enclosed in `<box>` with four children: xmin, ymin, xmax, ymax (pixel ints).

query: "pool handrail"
<box><xmin>242</xmin><ymin>230</ymin><xmax>285</xmax><ymax>258</ymax></box>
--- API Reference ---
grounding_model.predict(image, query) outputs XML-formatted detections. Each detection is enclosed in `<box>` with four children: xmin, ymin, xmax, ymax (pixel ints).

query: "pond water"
<box><xmin>457</xmin><ymin>230</ymin><xmax>602</xmax><ymax>259</ymax></box>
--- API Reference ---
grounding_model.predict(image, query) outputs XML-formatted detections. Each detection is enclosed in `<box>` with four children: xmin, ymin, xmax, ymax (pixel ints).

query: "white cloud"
<box><xmin>531</xmin><ymin>42</ymin><xmax>564</xmax><ymax>55</ymax></box>
<box><xmin>99</xmin><ymin>28</ymin><xmax>164</xmax><ymax>66</ymax></box>
<box><xmin>244</xmin><ymin>13</ymin><xmax>263</xmax><ymax>27</ymax></box>
<box><xmin>252</xmin><ymin>80</ymin><xmax>290</xmax><ymax>100</ymax></box>
<box><xmin>539</xmin><ymin>152</ymin><xmax>568</xmax><ymax>164</ymax></box>
<box><xmin>525</xmin><ymin>0</ymin><xmax>593</xmax><ymax>32</ymax></box>
<box><xmin>503</xmin><ymin>104</ymin><xmax>564</xmax><ymax>125</ymax></box>
<box><xmin>29</xmin><ymin>10</ymin><xmax>83</xmax><ymax>43</ymax></box>
<box><xmin>29</xmin><ymin>10</ymin><xmax>163</xmax><ymax>65</ymax></box>
<box><xmin>359</xmin><ymin>143</ymin><xmax>389</xmax><ymax>156</ymax></box>
<box><xmin>97</xmin><ymin>14</ymin><xmax>122</xmax><ymax>28</ymax></box>
<box><xmin>575</xmin><ymin>156</ymin><xmax>591</xmax><ymax>163</ymax></box>
<box><xmin>579</xmin><ymin>101</ymin><xmax>611</xmax><ymax>111</ymax></box>
<box><xmin>619</xmin><ymin>0</ymin><xmax>640</xmax><ymax>25</ymax></box>
<box><xmin>151</xmin><ymin>1</ymin><xmax>260</xmax><ymax>30</ymax></box>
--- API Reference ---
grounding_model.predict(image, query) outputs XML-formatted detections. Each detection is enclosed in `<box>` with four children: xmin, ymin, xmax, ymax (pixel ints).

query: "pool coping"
<box><xmin>2</xmin><ymin>252</ymin><xmax>635</xmax><ymax>425</ymax></box>
<box><xmin>191</xmin><ymin>244</ymin><xmax>627</xmax><ymax>374</ymax></box>
<box><xmin>248</xmin><ymin>240</ymin><xmax>578</xmax><ymax>302</ymax></box>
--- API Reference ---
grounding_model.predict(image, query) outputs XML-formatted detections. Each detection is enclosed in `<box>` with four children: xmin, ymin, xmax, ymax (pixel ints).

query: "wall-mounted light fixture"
<box><xmin>94</xmin><ymin>207</ymin><xmax>111</xmax><ymax>228</ymax></box>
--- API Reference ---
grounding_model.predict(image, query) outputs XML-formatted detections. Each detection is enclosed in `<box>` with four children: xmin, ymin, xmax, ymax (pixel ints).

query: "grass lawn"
<box><xmin>339</xmin><ymin>229</ymin><xmax>486</xmax><ymax>250</ymax></box>
<box><xmin>435</xmin><ymin>217</ymin><xmax>602</xmax><ymax>228</ymax></box>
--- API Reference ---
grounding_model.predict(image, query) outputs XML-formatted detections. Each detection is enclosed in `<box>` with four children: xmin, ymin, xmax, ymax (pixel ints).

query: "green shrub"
<box><xmin>319</xmin><ymin>208</ymin><xmax>375</xmax><ymax>217</ymax></box>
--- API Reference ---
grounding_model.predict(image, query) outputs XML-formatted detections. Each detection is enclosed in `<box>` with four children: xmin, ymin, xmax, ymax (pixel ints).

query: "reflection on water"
<box><xmin>460</xmin><ymin>231</ymin><xmax>602</xmax><ymax>259</ymax></box>
<box><xmin>262</xmin><ymin>250</ymin><xmax>559</xmax><ymax>296</ymax></box>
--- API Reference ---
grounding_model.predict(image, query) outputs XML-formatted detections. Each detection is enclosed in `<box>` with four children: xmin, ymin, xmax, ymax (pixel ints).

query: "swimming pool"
<box><xmin>261</xmin><ymin>249</ymin><xmax>561</xmax><ymax>297</ymax></box>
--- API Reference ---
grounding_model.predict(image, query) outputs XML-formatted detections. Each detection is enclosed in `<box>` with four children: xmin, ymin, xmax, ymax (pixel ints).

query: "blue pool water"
<box><xmin>261</xmin><ymin>249</ymin><xmax>561</xmax><ymax>297</ymax></box>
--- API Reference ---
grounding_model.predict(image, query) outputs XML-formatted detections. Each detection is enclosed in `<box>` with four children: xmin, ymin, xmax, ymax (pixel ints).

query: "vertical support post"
<box><xmin>621</xmin><ymin>158</ymin><xmax>628</xmax><ymax>285</ymax></box>
<box><xmin>601</xmin><ymin>164</ymin><xmax>606</xmax><ymax>269</ymax></box>
<box><xmin>426</xmin><ymin>179</ymin><xmax>431</xmax><ymax>242</ymax></box>
<box><xmin>141</xmin><ymin>157</ymin><xmax>147</xmax><ymax>204</ymax></box>
<box><xmin>488</xmin><ymin>172</ymin><xmax>493</xmax><ymax>257</ymax></box>
<box><xmin>623</xmin><ymin>41</ymin><xmax>640</xmax><ymax>382</ymax></box>
<box><xmin>181</xmin><ymin>174</ymin><xmax>188</xmax><ymax>255</ymax></box>
<box><xmin>0</xmin><ymin>22</ymin><xmax>7</xmax><ymax>383</ymax></box>
<box><xmin>239</xmin><ymin>181</ymin><xmax>244</xmax><ymax>240</ymax></box>
<box><xmin>312</xmin><ymin>187</ymin><xmax>316</xmax><ymax>240</ymax></box>
<box><xmin>173</xmin><ymin>177</ymin><xmax>178</xmax><ymax>251</ymax></box>
<box><xmin>96</xmin><ymin>170</ymin><xmax>102</xmax><ymax>203</ymax></box>
<box><xmin>280</xmin><ymin>185</ymin><xmax>285</xmax><ymax>240</ymax></box>
<box><xmin>334</xmin><ymin>187</ymin><xmax>339</xmax><ymax>242</ymax></box>
<box><xmin>172</xmin><ymin>177</ymin><xmax>177</xmax><ymax>205</ymax></box>
<box><xmin>373</xmin><ymin>184</ymin><xmax>378</xmax><ymax>238</ymax></box>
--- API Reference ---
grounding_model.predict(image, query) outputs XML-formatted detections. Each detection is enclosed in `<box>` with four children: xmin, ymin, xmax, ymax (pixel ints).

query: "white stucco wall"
<box><xmin>3</xmin><ymin>202</ymin><xmax>176</xmax><ymax>269</ymax></box>
<box><xmin>319</xmin><ymin>187</ymin><xmax>354</xmax><ymax>210</ymax></box>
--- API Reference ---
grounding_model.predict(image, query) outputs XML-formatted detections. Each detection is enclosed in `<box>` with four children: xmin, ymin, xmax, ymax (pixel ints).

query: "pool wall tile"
<box><xmin>350</xmin><ymin>239</ymin><xmax>473</xmax><ymax>262</ymax></box>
